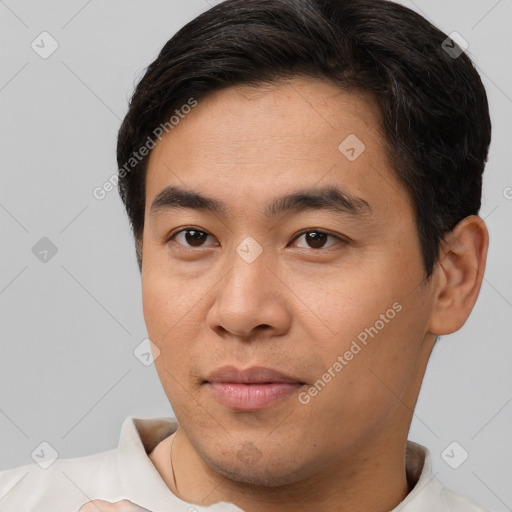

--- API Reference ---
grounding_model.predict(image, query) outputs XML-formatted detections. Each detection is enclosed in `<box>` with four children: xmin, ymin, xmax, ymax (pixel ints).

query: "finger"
<box><xmin>112</xmin><ymin>500</ymin><xmax>151</xmax><ymax>512</ymax></box>
<box><xmin>78</xmin><ymin>499</ymin><xmax>150</xmax><ymax>511</ymax></box>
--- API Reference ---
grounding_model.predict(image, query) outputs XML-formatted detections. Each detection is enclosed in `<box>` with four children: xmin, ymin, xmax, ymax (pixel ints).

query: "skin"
<box><xmin>82</xmin><ymin>76</ymin><xmax>488</xmax><ymax>512</ymax></box>
<box><xmin>79</xmin><ymin>500</ymin><xmax>148</xmax><ymax>511</ymax></box>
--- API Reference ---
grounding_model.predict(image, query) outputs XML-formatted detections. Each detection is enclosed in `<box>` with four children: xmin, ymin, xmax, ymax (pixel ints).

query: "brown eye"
<box><xmin>304</xmin><ymin>231</ymin><xmax>327</xmax><ymax>249</ymax></box>
<box><xmin>291</xmin><ymin>230</ymin><xmax>343</xmax><ymax>250</ymax></box>
<box><xmin>171</xmin><ymin>229</ymin><xmax>214</xmax><ymax>247</ymax></box>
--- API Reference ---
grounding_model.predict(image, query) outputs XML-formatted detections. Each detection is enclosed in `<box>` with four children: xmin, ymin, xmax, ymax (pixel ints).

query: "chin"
<box><xmin>202</xmin><ymin>447</ymin><xmax>313</xmax><ymax>489</ymax></box>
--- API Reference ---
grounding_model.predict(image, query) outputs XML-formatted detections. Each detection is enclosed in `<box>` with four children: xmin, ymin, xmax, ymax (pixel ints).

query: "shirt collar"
<box><xmin>117</xmin><ymin>416</ymin><xmax>243</xmax><ymax>511</ymax></box>
<box><xmin>391</xmin><ymin>440</ymin><xmax>443</xmax><ymax>511</ymax></box>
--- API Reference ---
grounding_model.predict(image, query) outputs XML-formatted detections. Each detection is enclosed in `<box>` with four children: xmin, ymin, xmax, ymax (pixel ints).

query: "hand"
<box><xmin>78</xmin><ymin>499</ymin><xmax>151</xmax><ymax>511</ymax></box>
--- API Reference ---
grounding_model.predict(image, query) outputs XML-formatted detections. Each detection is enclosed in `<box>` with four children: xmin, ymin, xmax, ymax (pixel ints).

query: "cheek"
<box><xmin>307</xmin><ymin>292</ymin><xmax>429</xmax><ymax>440</ymax></box>
<box><xmin>142</xmin><ymin>258</ymin><xmax>203</xmax><ymax>338</ymax></box>
<box><xmin>141</xmin><ymin>264</ymin><xmax>206</xmax><ymax>390</ymax></box>
<box><xmin>291</xmin><ymin>259</ymin><xmax>429</xmax><ymax>427</ymax></box>
<box><xmin>281</xmin><ymin>261</ymin><xmax>400</xmax><ymax>342</ymax></box>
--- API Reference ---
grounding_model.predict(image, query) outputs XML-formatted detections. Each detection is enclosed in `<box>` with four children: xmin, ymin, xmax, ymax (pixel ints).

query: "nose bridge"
<box><xmin>208</xmin><ymin>236</ymin><xmax>290</xmax><ymax>337</ymax></box>
<box><xmin>223</xmin><ymin>237</ymin><xmax>270</xmax><ymax>308</ymax></box>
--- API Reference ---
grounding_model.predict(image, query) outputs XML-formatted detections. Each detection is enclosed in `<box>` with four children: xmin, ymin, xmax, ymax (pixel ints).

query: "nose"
<box><xmin>206</xmin><ymin>242</ymin><xmax>291</xmax><ymax>340</ymax></box>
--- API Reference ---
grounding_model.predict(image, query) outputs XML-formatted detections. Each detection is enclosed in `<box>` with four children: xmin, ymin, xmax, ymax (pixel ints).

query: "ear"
<box><xmin>428</xmin><ymin>215</ymin><xmax>489</xmax><ymax>336</ymax></box>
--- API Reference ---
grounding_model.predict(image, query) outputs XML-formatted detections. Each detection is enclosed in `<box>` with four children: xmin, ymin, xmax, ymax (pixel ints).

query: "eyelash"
<box><xmin>166</xmin><ymin>227</ymin><xmax>346</xmax><ymax>251</ymax></box>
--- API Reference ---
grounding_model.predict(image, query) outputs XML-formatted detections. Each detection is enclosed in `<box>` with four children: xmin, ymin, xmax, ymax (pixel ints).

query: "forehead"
<box><xmin>144</xmin><ymin>76</ymin><xmax>412</xmax><ymax>221</ymax></box>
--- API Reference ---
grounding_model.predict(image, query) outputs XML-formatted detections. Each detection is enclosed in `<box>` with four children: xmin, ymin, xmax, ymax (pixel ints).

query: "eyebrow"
<box><xmin>149</xmin><ymin>184</ymin><xmax>372</xmax><ymax>220</ymax></box>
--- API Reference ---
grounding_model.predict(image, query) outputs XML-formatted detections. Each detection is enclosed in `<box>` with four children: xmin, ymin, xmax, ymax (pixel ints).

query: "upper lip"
<box><xmin>205</xmin><ymin>365</ymin><xmax>305</xmax><ymax>384</ymax></box>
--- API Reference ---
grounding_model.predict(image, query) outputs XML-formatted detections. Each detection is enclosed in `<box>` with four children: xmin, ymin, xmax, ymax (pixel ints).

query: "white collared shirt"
<box><xmin>0</xmin><ymin>416</ymin><xmax>491</xmax><ymax>512</ymax></box>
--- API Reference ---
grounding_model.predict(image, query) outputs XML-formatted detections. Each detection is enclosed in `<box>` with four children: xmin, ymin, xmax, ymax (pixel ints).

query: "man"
<box><xmin>0</xmin><ymin>0</ymin><xmax>493</xmax><ymax>511</ymax></box>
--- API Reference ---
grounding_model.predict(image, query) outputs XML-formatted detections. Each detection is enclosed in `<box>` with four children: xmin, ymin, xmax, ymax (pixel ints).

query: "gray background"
<box><xmin>0</xmin><ymin>0</ymin><xmax>511</xmax><ymax>509</ymax></box>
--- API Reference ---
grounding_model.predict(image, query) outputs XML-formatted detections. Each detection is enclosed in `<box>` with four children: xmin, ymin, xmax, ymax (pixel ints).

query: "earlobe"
<box><xmin>428</xmin><ymin>215</ymin><xmax>489</xmax><ymax>336</ymax></box>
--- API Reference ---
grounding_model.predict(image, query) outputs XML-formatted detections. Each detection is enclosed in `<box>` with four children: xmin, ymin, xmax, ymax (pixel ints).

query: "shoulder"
<box><xmin>0</xmin><ymin>416</ymin><xmax>177</xmax><ymax>512</ymax></box>
<box><xmin>403</xmin><ymin>440</ymin><xmax>493</xmax><ymax>512</ymax></box>
<box><xmin>439</xmin><ymin>486</ymin><xmax>492</xmax><ymax>511</ymax></box>
<box><xmin>0</xmin><ymin>448</ymin><xmax>121</xmax><ymax>512</ymax></box>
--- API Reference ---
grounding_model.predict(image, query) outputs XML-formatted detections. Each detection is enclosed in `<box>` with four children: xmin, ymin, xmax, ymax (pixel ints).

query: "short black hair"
<box><xmin>117</xmin><ymin>0</ymin><xmax>491</xmax><ymax>276</ymax></box>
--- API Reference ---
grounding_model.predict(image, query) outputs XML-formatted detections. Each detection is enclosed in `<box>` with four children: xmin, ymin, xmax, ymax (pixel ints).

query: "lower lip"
<box><xmin>206</xmin><ymin>382</ymin><xmax>303</xmax><ymax>411</ymax></box>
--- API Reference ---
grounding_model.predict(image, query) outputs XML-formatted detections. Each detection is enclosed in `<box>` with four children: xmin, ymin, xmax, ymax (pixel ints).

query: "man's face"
<box><xmin>141</xmin><ymin>77</ymin><xmax>438</xmax><ymax>486</ymax></box>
